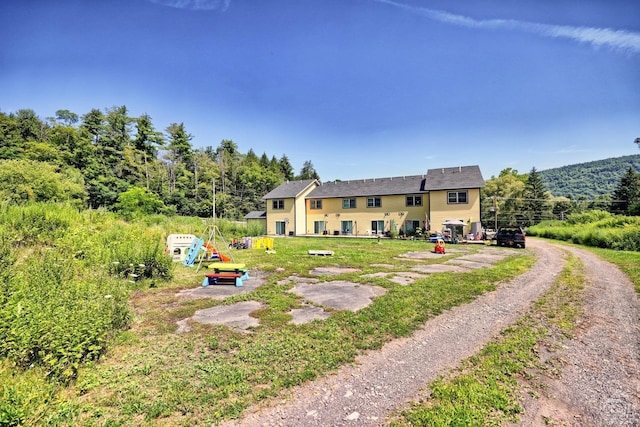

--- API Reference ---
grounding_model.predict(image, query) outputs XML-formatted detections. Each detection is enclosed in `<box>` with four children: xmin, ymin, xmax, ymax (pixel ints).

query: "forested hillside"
<box><xmin>0</xmin><ymin>107</ymin><xmax>320</xmax><ymax>218</ymax></box>
<box><xmin>539</xmin><ymin>155</ymin><xmax>640</xmax><ymax>199</ymax></box>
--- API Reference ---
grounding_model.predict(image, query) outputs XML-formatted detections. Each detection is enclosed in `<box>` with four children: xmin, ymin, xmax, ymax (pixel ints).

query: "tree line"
<box><xmin>0</xmin><ymin>107</ymin><xmax>320</xmax><ymax>218</ymax></box>
<box><xmin>481</xmin><ymin>161</ymin><xmax>640</xmax><ymax>228</ymax></box>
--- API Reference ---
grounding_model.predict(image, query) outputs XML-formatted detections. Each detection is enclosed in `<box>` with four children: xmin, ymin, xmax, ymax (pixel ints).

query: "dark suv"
<box><xmin>495</xmin><ymin>225</ymin><xmax>526</xmax><ymax>248</ymax></box>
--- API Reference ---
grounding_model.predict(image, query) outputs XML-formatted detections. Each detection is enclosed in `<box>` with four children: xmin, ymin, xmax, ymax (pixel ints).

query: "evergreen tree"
<box><xmin>522</xmin><ymin>167</ymin><xmax>551</xmax><ymax>226</ymax></box>
<box><xmin>610</xmin><ymin>167</ymin><xmax>640</xmax><ymax>215</ymax></box>
<box><xmin>298</xmin><ymin>160</ymin><xmax>320</xmax><ymax>181</ymax></box>
<box><xmin>278</xmin><ymin>155</ymin><xmax>294</xmax><ymax>181</ymax></box>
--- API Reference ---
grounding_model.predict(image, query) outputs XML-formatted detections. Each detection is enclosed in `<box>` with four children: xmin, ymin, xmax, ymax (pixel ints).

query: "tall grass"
<box><xmin>528</xmin><ymin>210</ymin><xmax>640</xmax><ymax>251</ymax></box>
<box><xmin>0</xmin><ymin>204</ymin><xmax>178</xmax><ymax>383</ymax></box>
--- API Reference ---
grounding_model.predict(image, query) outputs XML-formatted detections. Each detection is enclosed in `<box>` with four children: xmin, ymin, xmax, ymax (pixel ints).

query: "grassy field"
<box><xmin>3</xmin><ymin>205</ymin><xmax>639</xmax><ymax>426</ymax></box>
<box><xmin>66</xmin><ymin>237</ymin><xmax>536</xmax><ymax>426</ymax></box>
<box><xmin>0</xmin><ymin>204</ymin><xmax>537</xmax><ymax>426</ymax></box>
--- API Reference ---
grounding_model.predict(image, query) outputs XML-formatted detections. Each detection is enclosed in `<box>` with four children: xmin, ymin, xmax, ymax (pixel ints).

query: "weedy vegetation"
<box><xmin>527</xmin><ymin>210</ymin><xmax>640</xmax><ymax>251</ymax></box>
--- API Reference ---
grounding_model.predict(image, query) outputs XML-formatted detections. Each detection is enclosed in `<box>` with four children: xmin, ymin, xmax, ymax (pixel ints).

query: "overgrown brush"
<box><xmin>0</xmin><ymin>249</ymin><xmax>131</xmax><ymax>383</ymax></box>
<box><xmin>528</xmin><ymin>211</ymin><xmax>640</xmax><ymax>251</ymax></box>
<box><xmin>0</xmin><ymin>202</ymin><xmax>82</xmax><ymax>246</ymax></box>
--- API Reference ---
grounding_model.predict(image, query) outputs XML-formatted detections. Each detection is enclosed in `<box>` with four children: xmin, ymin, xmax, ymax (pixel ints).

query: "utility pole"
<box><xmin>493</xmin><ymin>196</ymin><xmax>498</xmax><ymax>230</ymax></box>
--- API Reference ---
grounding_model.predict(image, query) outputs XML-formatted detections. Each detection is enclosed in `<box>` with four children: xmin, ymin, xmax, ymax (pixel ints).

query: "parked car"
<box><xmin>494</xmin><ymin>225</ymin><xmax>526</xmax><ymax>248</ymax></box>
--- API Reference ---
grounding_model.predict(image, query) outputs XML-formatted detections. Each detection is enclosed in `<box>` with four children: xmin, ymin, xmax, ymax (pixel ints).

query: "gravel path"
<box><xmin>514</xmin><ymin>245</ymin><xmax>640</xmax><ymax>427</ymax></box>
<box><xmin>223</xmin><ymin>239</ymin><xmax>591</xmax><ymax>427</ymax></box>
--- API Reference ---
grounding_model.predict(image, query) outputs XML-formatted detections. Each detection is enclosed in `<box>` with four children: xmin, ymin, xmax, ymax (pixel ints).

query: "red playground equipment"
<box><xmin>202</xmin><ymin>242</ymin><xmax>231</xmax><ymax>262</ymax></box>
<box><xmin>434</xmin><ymin>238</ymin><xmax>446</xmax><ymax>254</ymax></box>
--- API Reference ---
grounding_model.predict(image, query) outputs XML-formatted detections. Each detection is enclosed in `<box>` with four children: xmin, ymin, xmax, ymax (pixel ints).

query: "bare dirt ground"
<box><xmin>221</xmin><ymin>239</ymin><xmax>640</xmax><ymax>427</ymax></box>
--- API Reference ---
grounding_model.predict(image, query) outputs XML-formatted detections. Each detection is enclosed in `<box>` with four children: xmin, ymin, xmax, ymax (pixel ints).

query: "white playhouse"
<box><xmin>166</xmin><ymin>234</ymin><xmax>196</xmax><ymax>262</ymax></box>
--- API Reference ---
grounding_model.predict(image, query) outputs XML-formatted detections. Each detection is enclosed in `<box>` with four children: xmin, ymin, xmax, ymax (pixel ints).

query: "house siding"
<box><xmin>428</xmin><ymin>188</ymin><xmax>482</xmax><ymax>231</ymax></box>
<box><xmin>306</xmin><ymin>194</ymin><xmax>430</xmax><ymax>236</ymax></box>
<box><xmin>266</xmin><ymin>198</ymin><xmax>295</xmax><ymax>235</ymax></box>
<box><xmin>263</xmin><ymin>166</ymin><xmax>483</xmax><ymax>237</ymax></box>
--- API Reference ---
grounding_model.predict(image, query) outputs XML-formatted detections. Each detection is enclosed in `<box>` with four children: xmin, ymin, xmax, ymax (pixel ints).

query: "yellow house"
<box><xmin>262</xmin><ymin>165</ymin><xmax>485</xmax><ymax>237</ymax></box>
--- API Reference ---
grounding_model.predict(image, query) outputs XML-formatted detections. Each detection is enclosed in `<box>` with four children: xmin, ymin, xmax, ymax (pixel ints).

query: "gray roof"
<box><xmin>423</xmin><ymin>165</ymin><xmax>485</xmax><ymax>191</ymax></box>
<box><xmin>308</xmin><ymin>175</ymin><xmax>427</xmax><ymax>198</ymax></box>
<box><xmin>263</xmin><ymin>179</ymin><xmax>318</xmax><ymax>199</ymax></box>
<box><xmin>245</xmin><ymin>210</ymin><xmax>266</xmax><ymax>219</ymax></box>
<box><xmin>263</xmin><ymin>166</ymin><xmax>484</xmax><ymax>201</ymax></box>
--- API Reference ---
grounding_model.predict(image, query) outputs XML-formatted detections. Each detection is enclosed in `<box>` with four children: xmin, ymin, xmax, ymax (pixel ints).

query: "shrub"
<box><xmin>565</xmin><ymin>210</ymin><xmax>612</xmax><ymax>225</ymax></box>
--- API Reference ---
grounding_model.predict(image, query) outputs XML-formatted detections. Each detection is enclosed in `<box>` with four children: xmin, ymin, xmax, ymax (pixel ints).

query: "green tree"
<box><xmin>298</xmin><ymin>160</ymin><xmax>320</xmax><ymax>181</ymax></box>
<box><xmin>163</xmin><ymin>122</ymin><xmax>194</xmax><ymax>197</ymax></box>
<box><xmin>0</xmin><ymin>159</ymin><xmax>87</xmax><ymax>206</ymax></box>
<box><xmin>610</xmin><ymin>167</ymin><xmax>640</xmax><ymax>215</ymax></box>
<box><xmin>278</xmin><ymin>155</ymin><xmax>294</xmax><ymax>181</ymax></box>
<box><xmin>522</xmin><ymin>167</ymin><xmax>552</xmax><ymax>226</ymax></box>
<box><xmin>481</xmin><ymin>169</ymin><xmax>526</xmax><ymax>228</ymax></box>
<box><xmin>115</xmin><ymin>186</ymin><xmax>168</xmax><ymax>218</ymax></box>
<box><xmin>0</xmin><ymin>112</ymin><xmax>22</xmax><ymax>159</ymax></box>
<box><xmin>15</xmin><ymin>109</ymin><xmax>47</xmax><ymax>142</ymax></box>
<box><xmin>80</xmin><ymin>108</ymin><xmax>105</xmax><ymax>145</ymax></box>
<box><xmin>54</xmin><ymin>109</ymin><xmax>79</xmax><ymax>126</ymax></box>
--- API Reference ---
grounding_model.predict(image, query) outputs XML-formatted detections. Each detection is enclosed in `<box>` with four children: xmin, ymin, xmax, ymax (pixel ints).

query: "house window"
<box><xmin>342</xmin><ymin>198</ymin><xmax>356</xmax><ymax>209</ymax></box>
<box><xmin>447</xmin><ymin>191</ymin><xmax>468</xmax><ymax>204</ymax></box>
<box><xmin>310</xmin><ymin>199</ymin><xmax>322</xmax><ymax>209</ymax></box>
<box><xmin>367</xmin><ymin>197</ymin><xmax>382</xmax><ymax>208</ymax></box>
<box><xmin>406</xmin><ymin>195</ymin><xmax>423</xmax><ymax>206</ymax></box>
<box><xmin>272</xmin><ymin>199</ymin><xmax>284</xmax><ymax>210</ymax></box>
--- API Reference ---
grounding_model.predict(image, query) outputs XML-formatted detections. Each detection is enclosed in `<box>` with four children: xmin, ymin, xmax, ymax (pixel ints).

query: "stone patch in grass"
<box><xmin>411</xmin><ymin>264</ymin><xmax>469</xmax><ymax>274</ymax></box>
<box><xmin>291</xmin><ymin>280</ymin><xmax>386</xmax><ymax>311</ymax></box>
<box><xmin>289</xmin><ymin>306</ymin><xmax>331</xmax><ymax>324</ymax></box>
<box><xmin>388</xmin><ymin>271</ymin><xmax>429</xmax><ymax>285</ymax></box>
<box><xmin>177</xmin><ymin>300</ymin><xmax>265</xmax><ymax>333</ymax></box>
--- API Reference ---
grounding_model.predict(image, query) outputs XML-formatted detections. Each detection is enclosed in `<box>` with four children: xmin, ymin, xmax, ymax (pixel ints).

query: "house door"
<box><xmin>371</xmin><ymin>220</ymin><xmax>384</xmax><ymax>235</ymax></box>
<box><xmin>340</xmin><ymin>220</ymin><xmax>353</xmax><ymax>235</ymax></box>
<box><xmin>275</xmin><ymin>221</ymin><xmax>286</xmax><ymax>235</ymax></box>
<box><xmin>314</xmin><ymin>220</ymin><xmax>326</xmax><ymax>234</ymax></box>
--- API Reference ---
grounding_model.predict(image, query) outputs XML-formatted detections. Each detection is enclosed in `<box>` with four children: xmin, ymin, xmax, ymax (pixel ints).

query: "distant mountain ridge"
<box><xmin>539</xmin><ymin>154</ymin><xmax>640</xmax><ymax>199</ymax></box>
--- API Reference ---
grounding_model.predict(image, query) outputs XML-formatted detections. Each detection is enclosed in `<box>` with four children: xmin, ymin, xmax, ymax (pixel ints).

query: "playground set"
<box><xmin>165</xmin><ymin>225</ymin><xmax>274</xmax><ymax>288</ymax></box>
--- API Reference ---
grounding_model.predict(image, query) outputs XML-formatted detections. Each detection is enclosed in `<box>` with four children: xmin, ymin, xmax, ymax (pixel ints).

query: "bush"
<box><xmin>565</xmin><ymin>209</ymin><xmax>612</xmax><ymax>225</ymax></box>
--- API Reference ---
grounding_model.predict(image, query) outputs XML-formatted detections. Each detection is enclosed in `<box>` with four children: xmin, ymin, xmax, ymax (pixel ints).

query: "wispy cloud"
<box><xmin>374</xmin><ymin>0</ymin><xmax>640</xmax><ymax>54</ymax></box>
<box><xmin>147</xmin><ymin>0</ymin><xmax>231</xmax><ymax>12</ymax></box>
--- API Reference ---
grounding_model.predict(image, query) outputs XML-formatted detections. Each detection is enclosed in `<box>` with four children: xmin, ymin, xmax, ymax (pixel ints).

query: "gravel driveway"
<box><xmin>222</xmin><ymin>239</ymin><xmax>640</xmax><ymax>427</ymax></box>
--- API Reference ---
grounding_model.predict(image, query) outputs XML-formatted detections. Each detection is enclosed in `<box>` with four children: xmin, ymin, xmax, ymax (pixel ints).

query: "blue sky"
<box><xmin>2</xmin><ymin>0</ymin><xmax>639</xmax><ymax>181</ymax></box>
